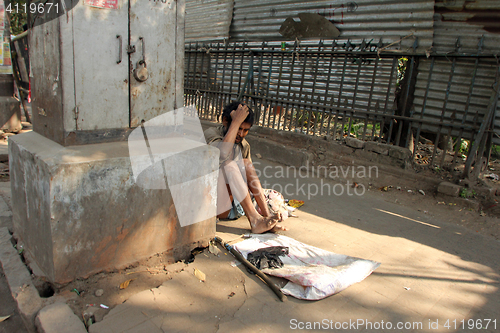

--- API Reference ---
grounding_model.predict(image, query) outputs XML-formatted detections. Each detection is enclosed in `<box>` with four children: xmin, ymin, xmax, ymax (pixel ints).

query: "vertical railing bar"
<box><xmin>213</xmin><ymin>42</ymin><xmax>221</xmax><ymax>120</ymax></box>
<box><xmin>298</xmin><ymin>47</ymin><xmax>309</xmax><ymax>134</ymax></box>
<box><xmin>229</xmin><ymin>43</ymin><xmax>237</xmax><ymax>101</ymax></box>
<box><xmin>186</xmin><ymin>42</ymin><xmax>192</xmax><ymax>105</ymax></box>
<box><xmin>346</xmin><ymin>110</ymin><xmax>354</xmax><ymax>138</ymax></box>
<box><xmin>347</xmin><ymin>56</ymin><xmax>362</xmax><ymax>138</ymax></box>
<box><xmin>273</xmin><ymin>47</ymin><xmax>285</xmax><ymax>130</ymax></box>
<box><xmin>369</xmin><ymin>39</ymin><xmax>383</xmax><ymax>141</ymax></box>
<box><xmin>206</xmin><ymin>43</ymin><xmax>212</xmax><ymax>91</ymax></box>
<box><xmin>256</xmin><ymin>42</ymin><xmax>265</xmax><ymax>125</ymax></box>
<box><xmin>237</xmin><ymin>42</ymin><xmax>246</xmax><ymax>100</ymax></box>
<box><xmin>380</xmin><ymin>57</ymin><xmax>397</xmax><ymax>143</ymax></box>
<box><xmin>209</xmin><ymin>44</ymin><xmax>217</xmax><ymax>121</ymax></box>
<box><xmin>371</xmin><ymin>101</ymin><xmax>379</xmax><ymax>140</ymax></box>
<box><xmin>412</xmin><ymin>57</ymin><xmax>435</xmax><ymax>163</ymax></box>
<box><xmin>396</xmin><ymin>41</ymin><xmax>417</xmax><ymax>147</ymax></box>
<box><xmin>210</xmin><ymin>43</ymin><xmax>217</xmax><ymax>120</ymax></box>
<box><xmin>333</xmin><ymin>49</ymin><xmax>349</xmax><ymax>139</ymax></box>
<box><xmin>468</xmin><ymin>38</ymin><xmax>487</xmax><ymax>161</ymax></box>
<box><xmin>340</xmin><ymin>98</ymin><xmax>348</xmax><ymax>139</ymax></box>
<box><xmin>199</xmin><ymin>43</ymin><xmax>207</xmax><ymax>117</ymax></box>
<box><xmin>400</xmin><ymin>39</ymin><xmax>417</xmax><ymax>148</ymax></box>
<box><xmin>193</xmin><ymin>42</ymin><xmax>199</xmax><ymax>111</ymax></box>
<box><xmin>186</xmin><ymin>43</ymin><xmax>193</xmax><ymax>105</ymax></box>
<box><xmin>430</xmin><ymin>56</ymin><xmax>456</xmax><ymax>166</ymax></box>
<box><xmin>286</xmin><ymin>40</ymin><xmax>298</xmax><ymax>132</ymax></box>
<box><xmin>204</xmin><ymin>44</ymin><xmax>212</xmax><ymax>119</ymax></box>
<box><xmin>323</xmin><ymin>41</ymin><xmax>336</xmax><ymax>136</ymax></box>
<box><xmin>453</xmin><ymin>37</ymin><xmax>483</xmax><ymax>166</ymax></box>
<box><xmin>220</xmin><ymin>42</ymin><xmax>229</xmax><ymax>109</ymax></box>
<box><xmin>433</xmin><ymin>38</ymin><xmax>461</xmax><ymax>167</ymax></box>
<box><xmin>464</xmin><ymin>64</ymin><xmax>500</xmax><ymax>177</ymax></box>
<box><xmin>307</xmin><ymin>41</ymin><xmax>323</xmax><ymax>135</ymax></box>
<box><xmin>394</xmin><ymin>120</ymin><xmax>404</xmax><ymax>146</ymax></box>
<box><xmin>363</xmin><ymin>56</ymin><xmax>379</xmax><ymax>141</ymax></box>
<box><xmin>265</xmin><ymin>48</ymin><xmax>275</xmax><ymax>128</ymax></box>
<box><xmin>403</xmin><ymin>59</ymin><xmax>417</xmax><ymax>149</ymax></box>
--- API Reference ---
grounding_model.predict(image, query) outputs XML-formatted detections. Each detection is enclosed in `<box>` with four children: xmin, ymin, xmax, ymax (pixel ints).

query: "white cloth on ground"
<box><xmin>232</xmin><ymin>233</ymin><xmax>380</xmax><ymax>300</ymax></box>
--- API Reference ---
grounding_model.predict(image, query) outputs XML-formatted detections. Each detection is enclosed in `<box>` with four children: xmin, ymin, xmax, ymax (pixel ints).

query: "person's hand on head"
<box><xmin>230</xmin><ymin>104</ymin><xmax>249</xmax><ymax>125</ymax></box>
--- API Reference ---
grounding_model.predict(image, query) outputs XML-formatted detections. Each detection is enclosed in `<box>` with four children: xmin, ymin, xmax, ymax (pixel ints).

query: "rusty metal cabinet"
<box><xmin>30</xmin><ymin>0</ymin><xmax>185</xmax><ymax>145</ymax></box>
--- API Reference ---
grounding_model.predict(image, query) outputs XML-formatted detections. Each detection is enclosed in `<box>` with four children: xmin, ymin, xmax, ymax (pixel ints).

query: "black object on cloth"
<box><xmin>247</xmin><ymin>246</ymin><xmax>289</xmax><ymax>270</ymax></box>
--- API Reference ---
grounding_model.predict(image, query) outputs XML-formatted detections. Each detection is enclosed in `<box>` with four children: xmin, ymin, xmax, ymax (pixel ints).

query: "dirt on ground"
<box><xmin>53</xmin><ymin>257</ymin><xmax>190</xmax><ymax>329</ymax></box>
<box><xmin>264</xmin><ymin>131</ymin><xmax>500</xmax><ymax>242</ymax></box>
<box><xmin>314</xmin><ymin>149</ymin><xmax>500</xmax><ymax>242</ymax></box>
<box><xmin>17</xmin><ymin>149</ymin><xmax>497</xmax><ymax>329</ymax></box>
<box><xmin>2</xmin><ymin>125</ymin><xmax>500</xmax><ymax>329</ymax></box>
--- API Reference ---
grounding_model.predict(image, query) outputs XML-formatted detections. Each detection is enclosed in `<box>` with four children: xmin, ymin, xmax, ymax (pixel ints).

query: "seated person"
<box><xmin>204</xmin><ymin>102</ymin><xmax>286</xmax><ymax>233</ymax></box>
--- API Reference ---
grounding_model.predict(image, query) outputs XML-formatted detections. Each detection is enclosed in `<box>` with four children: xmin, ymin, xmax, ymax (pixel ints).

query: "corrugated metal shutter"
<box><xmin>185</xmin><ymin>0</ymin><xmax>234</xmax><ymax>42</ymax></box>
<box><xmin>432</xmin><ymin>0</ymin><xmax>500</xmax><ymax>54</ymax></box>
<box><xmin>229</xmin><ymin>0</ymin><xmax>435</xmax><ymax>52</ymax></box>
<box><xmin>413</xmin><ymin>0</ymin><xmax>500</xmax><ymax>145</ymax></box>
<box><xmin>413</xmin><ymin>57</ymin><xmax>500</xmax><ymax>144</ymax></box>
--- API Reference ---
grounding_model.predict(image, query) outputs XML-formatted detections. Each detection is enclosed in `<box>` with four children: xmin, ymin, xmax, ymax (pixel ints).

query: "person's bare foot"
<box><xmin>249</xmin><ymin>215</ymin><xmax>280</xmax><ymax>234</ymax></box>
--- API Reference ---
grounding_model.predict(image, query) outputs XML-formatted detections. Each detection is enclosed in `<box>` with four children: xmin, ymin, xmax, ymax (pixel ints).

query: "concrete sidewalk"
<box><xmin>1</xmin><ymin>158</ymin><xmax>500</xmax><ymax>333</ymax></box>
<box><xmin>89</xmin><ymin>158</ymin><xmax>500</xmax><ymax>333</ymax></box>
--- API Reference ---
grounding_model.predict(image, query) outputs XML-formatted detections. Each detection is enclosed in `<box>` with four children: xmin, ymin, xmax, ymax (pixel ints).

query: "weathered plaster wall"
<box><xmin>10</xmin><ymin>131</ymin><xmax>218</xmax><ymax>284</ymax></box>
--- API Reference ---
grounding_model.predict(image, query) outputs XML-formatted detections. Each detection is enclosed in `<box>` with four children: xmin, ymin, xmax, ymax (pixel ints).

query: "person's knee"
<box><xmin>222</xmin><ymin>160</ymin><xmax>240</xmax><ymax>174</ymax></box>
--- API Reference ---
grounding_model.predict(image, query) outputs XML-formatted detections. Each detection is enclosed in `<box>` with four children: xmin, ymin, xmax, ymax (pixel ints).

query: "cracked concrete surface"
<box><xmin>88</xmin><ymin>158</ymin><xmax>500</xmax><ymax>333</ymax></box>
<box><xmin>2</xmin><ymin>154</ymin><xmax>500</xmax><ymax>332</ymax></box>
<box><xmin>89</xmin><ymin>250</ymin><xmax>251</xmax><ymax>333</ymax></box>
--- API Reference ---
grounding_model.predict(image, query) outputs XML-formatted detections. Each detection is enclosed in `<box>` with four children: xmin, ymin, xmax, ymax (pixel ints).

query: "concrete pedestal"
<box><xmin>9</xmin><ymin>132</ymin><xmax>218</xmax><ymax>284</ymax></box>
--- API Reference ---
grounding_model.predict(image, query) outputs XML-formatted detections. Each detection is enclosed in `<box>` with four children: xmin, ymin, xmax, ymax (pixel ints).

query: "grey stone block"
<box><xmin>364</xmin><ymin>142</ymin><xmax>389</xmax><ymax>155</ymax></box>
<box><xmin>35</xmin><ymin>302</ymin><xmax>87</xmax><ymax>333</ymax></box>
<box><xmin>251</xmin><ymin>125</ymin><xmax>276</xmax><ymax>137</ymax></box>
<box><xmin>472</xmin><ymin>186</ymin><xmax>496</xmax><ymax>198</ymax></box>
<box><xmin>437</xmin><ymin>182</ymin><xmax>461</xmax><ymax>197</ymax></box>
<box><xmin>278</xmin><ymin>130</ymin><xmax>314</xmax><ymax>146</ymax></box>
<box><xmin>324</xmin><ymin>141</ymin><xmax>354</xmax><ymax>156</ymax></box>
<box><xmin>388</xmin><ymin>146</ymin><xmax>412</xmax><ymax>160</ymax></box>
<box><xmin>324</xmin><ymin>135</ymin><xmax>335</xmax><ymax>142</ymax></box>
<box><xmin>345</xmin><ymin>137</ymin><xmax>365</xmax><ymax>149</ymax></box>
<box><xmin>246</xmin><ymin>136</ymin><xmax>312</xmax><ymax>168</ymax></box>
<box><xmin>354</xmin><ymin>149</ymin><xmax>378</xmax><ymax>162</ymax></box>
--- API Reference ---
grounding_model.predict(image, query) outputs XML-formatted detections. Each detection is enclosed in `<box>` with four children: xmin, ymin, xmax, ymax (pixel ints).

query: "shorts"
<box><xmin>227</xmin><ymin>198</ymin><xmax>245</xmax><ymax>220</ymax></box>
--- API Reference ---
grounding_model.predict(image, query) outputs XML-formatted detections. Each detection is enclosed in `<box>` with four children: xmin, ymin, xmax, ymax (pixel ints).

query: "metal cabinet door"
<box><xmin>72</xmin><ymin>3</ymin><xmax>130</xmax><ymax>131</ymax></box>
<box><xmin>129</xmin><ymin>0</ymin><xmax>179</xmax><ymax>127</ymax></box>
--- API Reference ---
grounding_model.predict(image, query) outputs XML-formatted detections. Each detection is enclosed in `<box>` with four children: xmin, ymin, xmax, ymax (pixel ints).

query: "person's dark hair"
<box><xmin>221</xmin><ymin>101</ymin><xmax>255</xmax><ymax>128</ymax></box>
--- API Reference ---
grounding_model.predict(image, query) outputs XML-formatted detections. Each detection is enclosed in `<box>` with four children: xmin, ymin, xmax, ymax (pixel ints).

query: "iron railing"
<box><xmin>185</xmin><ymin>40</ymin><xmax>499</xmax><ymax>178</ymax></box>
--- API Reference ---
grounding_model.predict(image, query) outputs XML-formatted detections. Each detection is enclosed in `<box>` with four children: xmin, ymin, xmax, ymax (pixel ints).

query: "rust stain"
<box><xmin>465</xmin><ymin>10</ymin><xmax>500</xmax><ymax>33</ymax></box>
<box><xmin>436</xmin><ymin>3</ymin><xmax>500</xmax><ymax>34</ymax></box>
<box><xmin>116</xmin><ymin>228</ymin><xmax>130</xmax><ymax>242</ymax></box>
<box><xmin>93</xmin><ymin>235</ymin><xmax>112</xmax><ymax>255</ymax></box>
<box><xmin>95</xmin><ymin>243</ymin><xmax>118</xmax><ymax>268</ymax></box>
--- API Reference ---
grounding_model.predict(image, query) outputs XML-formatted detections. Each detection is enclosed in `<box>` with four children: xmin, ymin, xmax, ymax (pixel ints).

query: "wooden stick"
<box><xmin>214</xmin><ymin>236</ymin><xmax>287</xmax><ymax>302</ymax></box>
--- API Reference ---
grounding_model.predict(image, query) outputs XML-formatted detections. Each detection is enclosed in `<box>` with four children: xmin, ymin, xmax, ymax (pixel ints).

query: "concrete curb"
<box><xmin>0</xmin><ymin>227</ymin><xmax>42</xmax><ymax>332</ymax></box>
<box><xmin>200</xmin><ymin>120</ymin><xmax>448</xmax><ymax>197</ymax></box>
<box><xmin>35</xmin><ymin>302</ymin><xmax>87</xmax><ymax>333</ymax></box>
<box><xmin>247</xmin><ymin>136</ymin><xmax>313</xmax><ymax>168</ymax></box>
<box><xmin>0</xmin><ymin>228</ymin><xmax>88</xmax><ymax>333</ymax></box>
<box><xmin>201</xmin><ymin>121</ymin><xmax>500</xmax><ymax>208</ymax></box>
